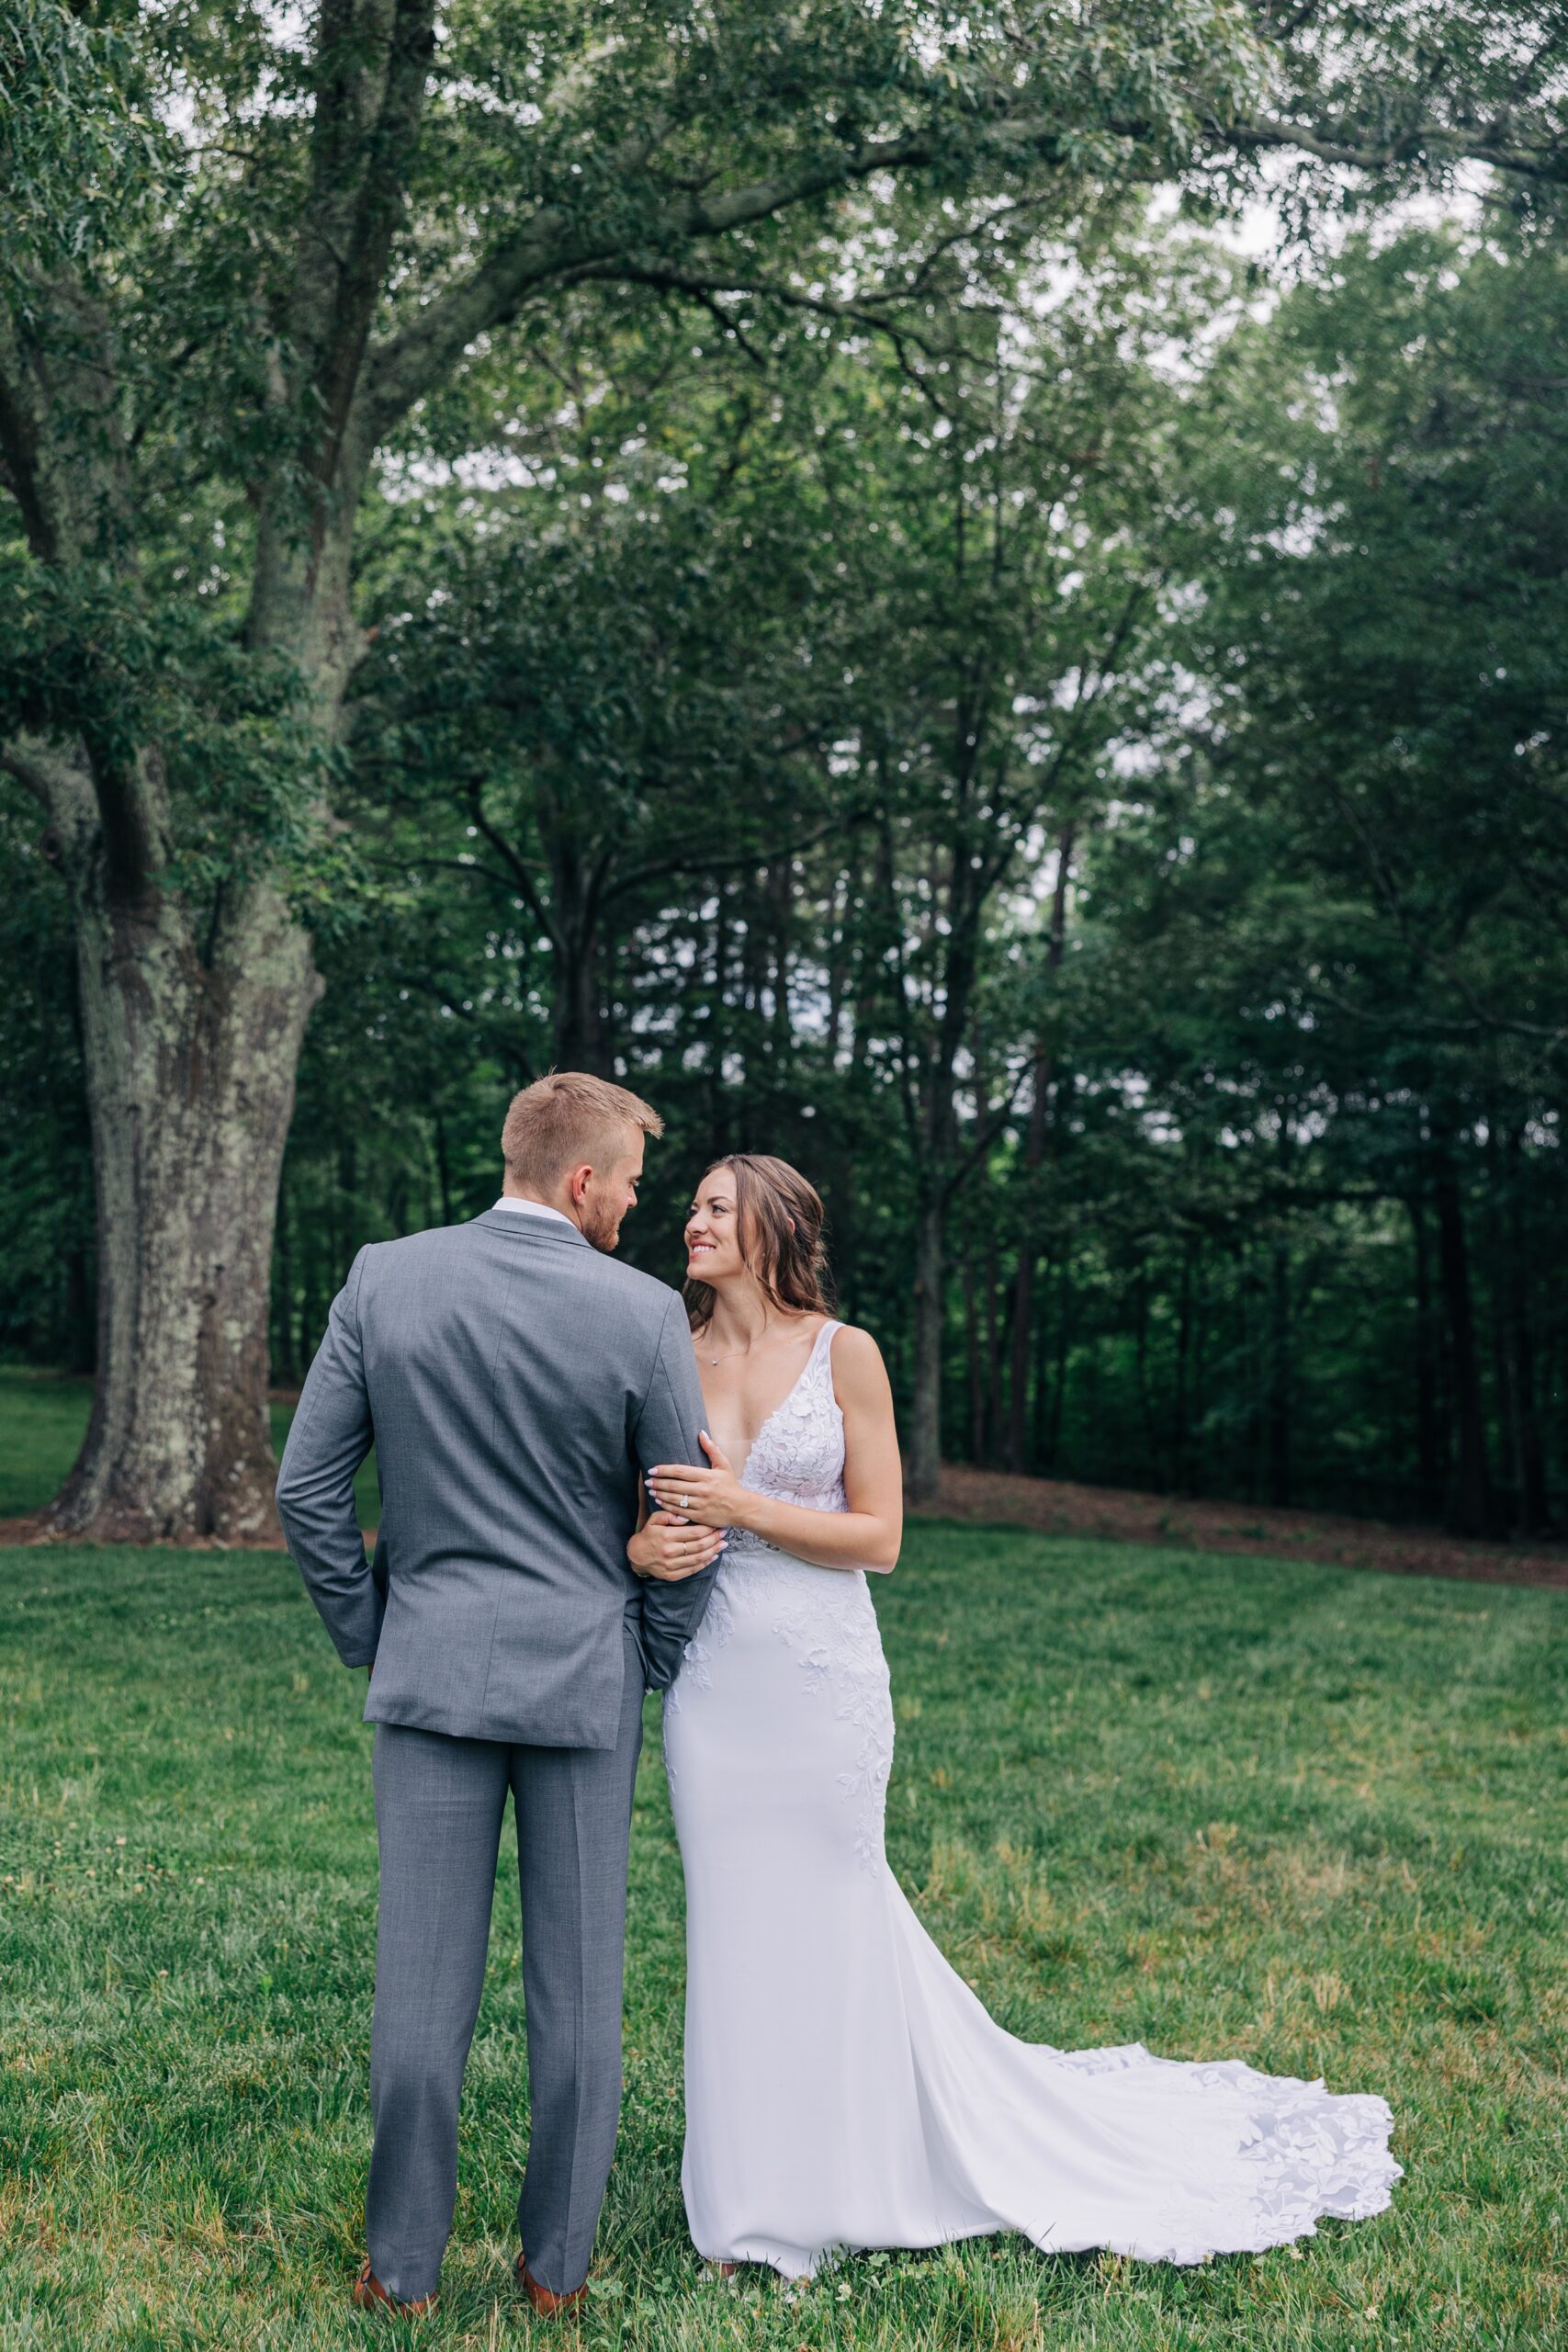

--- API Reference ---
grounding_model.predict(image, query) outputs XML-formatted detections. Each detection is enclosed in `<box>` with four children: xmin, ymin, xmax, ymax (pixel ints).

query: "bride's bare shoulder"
<box><xmin>827</xmin><ymin>1322</ymin><xmax>893</xmax><ymax>1401</ymax></box>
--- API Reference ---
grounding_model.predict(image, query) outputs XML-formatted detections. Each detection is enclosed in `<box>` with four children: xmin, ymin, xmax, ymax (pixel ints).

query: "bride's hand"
<box><xmin>628</xmin><ymin>1509</ymin><xmax>726</xmax><ymax>1581</ymax></box>
<box><xmin>647</xmin><ymin>1432</ymin><xmax>749</xmax><ymax>1532</ymax></box>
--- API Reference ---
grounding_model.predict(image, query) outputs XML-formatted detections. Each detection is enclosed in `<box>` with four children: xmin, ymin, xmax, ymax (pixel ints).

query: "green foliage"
<box><xmin>0</xmin><ymin>0</ymin><xmax>168</xmax><ymax>279</ymax></box>
<box><xmin>0</xmin><ymin>551</ymin><xmax>344</xmax><ymax>889</ymax></box>
<box><xmin>0</xmin><ymin>0</ymin><xmax>1264</xmax><ymax>900</ymax></box>
<box><xmin>1058</xmin><ymin>222</ymin><xmax>1568</xmax><ymax>1519</ymax></box>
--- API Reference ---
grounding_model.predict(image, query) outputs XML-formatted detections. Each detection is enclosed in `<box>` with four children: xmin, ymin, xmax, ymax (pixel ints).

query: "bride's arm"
<box><xmin>648</xmin><ymin>1326</ymin><xmax>903</xmax><ymax>1573</ymax></box>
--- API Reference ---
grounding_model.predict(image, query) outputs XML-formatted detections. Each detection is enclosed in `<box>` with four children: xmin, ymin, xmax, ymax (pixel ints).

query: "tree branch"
<box><xmin>280</xmin><ymin>0</ymin><xmax>438</xmax><ymax>497</ymax></box>
<box><xmin>0</xmin><ymin>732</ymin><xmax>121</xmax><ymax>870</ymax></box>
<box><xmin>944</xmin><ymin>1053</ymin><xmax>1032</xmax><ymax>1202</ymax></box>
<box><xmin>581</xmin><ymin>255</ymin><xmax>968</xmax><ymax>394</ymax></box>
<box><xmin>598</xmin><ymin>810</ymin><xmax>852</xmax><ymax>904</ymax></box>
<box><xmin>365</xmin><ymin>111</ymin><xmax>1085</xmax><ymax>433</ymax></box>
<box><xmin>463</xmin><ymin>785</ymin><xmax>564</xmax><ymax>952</ymax></box>
<box><xmin>1217</xmin><ymin>109</ymin><xmax>1568</xmax><ymax>186</ymax></box>
<box><xmin>0</xmin><ymin>737</ymin><xmax>79</xmax><ymax>813</ymax></box>
<box><xmin>0</xmin><ymin>274</ymin><xmax>124</xmax><ymax>567</ymax></box>
<box><xmin>366</xmin><ymin>849</ymin><xmax>523</xmax><ymax>895</ymax></box>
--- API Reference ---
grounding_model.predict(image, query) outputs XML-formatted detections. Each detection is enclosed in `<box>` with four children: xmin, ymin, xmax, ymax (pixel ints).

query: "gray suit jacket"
<box><xmin>275</xmin><ymin>1209</ymin><xmax>716</xmax><ymax>1747</ymax></box>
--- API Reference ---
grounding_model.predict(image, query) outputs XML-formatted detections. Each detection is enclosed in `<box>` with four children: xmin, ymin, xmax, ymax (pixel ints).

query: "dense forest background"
<box><xmin>5</xmin><ymin>6</ymin><xmax>1566</xmax><ymax>1540</ymax></box>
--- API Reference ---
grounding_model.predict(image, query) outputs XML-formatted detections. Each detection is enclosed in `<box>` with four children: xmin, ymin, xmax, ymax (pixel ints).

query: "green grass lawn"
<box><xmin>2</xmin><ymin>1530</ymin><xmax>1564</xmax><ymax>2349</ymax></box>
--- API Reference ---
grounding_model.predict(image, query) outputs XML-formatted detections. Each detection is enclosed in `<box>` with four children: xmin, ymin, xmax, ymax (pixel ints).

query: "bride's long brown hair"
<box><xmin>683</xmin><ymin>1153</ymin><xmax>836</xmax><ymax>1332</ymax></box>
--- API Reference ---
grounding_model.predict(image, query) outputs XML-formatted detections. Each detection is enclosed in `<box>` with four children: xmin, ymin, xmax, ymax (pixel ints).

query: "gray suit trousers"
<box><xmin>366</xmin><ymin>1628</ymin><xmax>645</xmax><ymax>2302</ymax></box>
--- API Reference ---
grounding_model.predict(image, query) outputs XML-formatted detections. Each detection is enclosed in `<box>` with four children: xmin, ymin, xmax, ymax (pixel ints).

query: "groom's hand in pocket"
<box><xmin>628</xmin><ymin>1509</ymin><xmax>726</xmax><ymax>1581</ymax></box>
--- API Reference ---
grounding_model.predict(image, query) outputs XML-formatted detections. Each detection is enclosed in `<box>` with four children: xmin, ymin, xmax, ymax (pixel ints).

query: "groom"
<box><xmin>276</xmin><ymin>1072</ymin><xmax>720</xmax><ymax>2317</ymax></box>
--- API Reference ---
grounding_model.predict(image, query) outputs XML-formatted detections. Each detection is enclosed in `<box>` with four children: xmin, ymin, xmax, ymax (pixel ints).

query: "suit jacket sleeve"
<box><xmin>275</xmin><ymin>1247</ymin><xmax>383</xmax><ymax>1668</ymax></box>
<box><xmin>630</xmin><ymin>1295</ymin><xmax>719</xmax><ymax>1690</ymax></box>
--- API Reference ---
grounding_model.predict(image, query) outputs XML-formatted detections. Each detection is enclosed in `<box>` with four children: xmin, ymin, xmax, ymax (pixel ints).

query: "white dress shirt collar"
<box><xmin>492</xmin><ymin>1195</ymin><xmax>578</xmax><ymax>1230</ymax></box>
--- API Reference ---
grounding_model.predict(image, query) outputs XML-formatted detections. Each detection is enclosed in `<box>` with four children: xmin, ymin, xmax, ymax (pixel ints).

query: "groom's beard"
<box><xmin>581</xmin><ymin>1197</ymin><xmax>624</xmax><ymax>1253</ymax></box>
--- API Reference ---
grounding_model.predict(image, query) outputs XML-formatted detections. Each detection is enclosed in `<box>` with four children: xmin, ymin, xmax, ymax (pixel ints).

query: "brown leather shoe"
<box><xmin>515</xmin><ymin>2252</ymin><xmax>589</xmax><ymax>2316</ymax></box>
<box><xmin>353</xmin><ymin>2256</ymin><xmax>437</xmax><ymax>2317</ymax></box>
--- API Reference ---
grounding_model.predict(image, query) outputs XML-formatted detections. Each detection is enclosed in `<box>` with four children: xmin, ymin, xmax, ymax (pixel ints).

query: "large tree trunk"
<box><xmin>50</xmin><ymin>872</ymin><xmax>320</xmax><ymax>1541</ymax></box>
<box><xmin>907</xmin><ymin>1192</ymin><xmax>945</xmax><ymax>1503</ymax></box>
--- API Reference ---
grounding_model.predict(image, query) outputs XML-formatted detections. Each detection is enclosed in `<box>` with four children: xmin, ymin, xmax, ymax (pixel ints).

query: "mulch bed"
<box><xmin>913</xmin><ymin>1464</ymin><xmax>1568</xmax><ymax>1593</ymax></box>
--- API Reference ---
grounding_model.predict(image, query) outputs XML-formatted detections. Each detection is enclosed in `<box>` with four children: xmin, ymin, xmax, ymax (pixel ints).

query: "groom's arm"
<box><xmin>630</xmin><ymin>1297</ymin><xmax>719</xmax><ymax>1688</ymax></box>
<box><xmin>276</xmin><ymin>1248</ymin><xmax>383</xmax><ymax>1669</ymax></box>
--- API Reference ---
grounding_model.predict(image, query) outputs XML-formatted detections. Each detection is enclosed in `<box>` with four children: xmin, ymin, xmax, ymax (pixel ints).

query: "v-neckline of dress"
<box><xmin>732</xmin><ymin>1318</ymin><xmax>836</xmax><ymax>1471</ymax></box>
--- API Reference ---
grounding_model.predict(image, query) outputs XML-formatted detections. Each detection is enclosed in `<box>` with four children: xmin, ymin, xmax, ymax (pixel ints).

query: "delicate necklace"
<box><xmin>703</xmin><ymin>1321</ymin><xmax>790</xmax><ymax>1367</ymax></box>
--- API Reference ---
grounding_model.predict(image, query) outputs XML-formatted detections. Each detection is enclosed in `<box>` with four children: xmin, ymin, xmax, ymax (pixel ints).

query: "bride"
<box><xmin>630</xmin><ymin>1152</ymin><xmax>1400</xmax><ymax>2279</ymax></box>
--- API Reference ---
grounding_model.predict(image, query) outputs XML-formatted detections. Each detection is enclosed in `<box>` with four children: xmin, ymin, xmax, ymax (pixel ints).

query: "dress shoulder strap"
<box><xmin>812</xmin><ymin>1317</ymin><xmax>845</xmax><ymax>1397</ymax></box>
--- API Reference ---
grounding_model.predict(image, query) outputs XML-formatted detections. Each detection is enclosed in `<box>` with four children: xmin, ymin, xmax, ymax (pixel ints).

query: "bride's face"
<box><xmin>684</xmin><ymin>1170</ymin><xmax>745</xmax><ymax>1287</ymax></box>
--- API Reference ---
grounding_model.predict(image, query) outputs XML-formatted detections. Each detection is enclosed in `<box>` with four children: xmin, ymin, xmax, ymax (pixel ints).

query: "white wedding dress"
<box><xmin>662</xmin><ymin>1320</ymin><xmax>1401</xmax><ymax>2278</ymax></box>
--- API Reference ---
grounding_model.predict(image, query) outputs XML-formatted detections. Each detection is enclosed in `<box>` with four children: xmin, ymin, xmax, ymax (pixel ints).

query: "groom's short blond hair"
<box><xmin>501</xmin><ymin>1071</ymin><xmax>664</xmax><ymax>1191</ymax></box>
